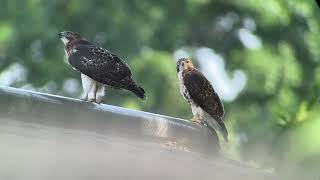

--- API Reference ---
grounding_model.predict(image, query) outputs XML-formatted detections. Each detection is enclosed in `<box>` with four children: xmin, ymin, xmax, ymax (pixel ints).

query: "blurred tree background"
<box><xmin>0</xmin><ymin>0</ymin><xmax>319</xmax><ymax>178</ymax></box>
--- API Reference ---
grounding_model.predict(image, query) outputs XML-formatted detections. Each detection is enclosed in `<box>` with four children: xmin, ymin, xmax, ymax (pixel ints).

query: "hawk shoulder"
<box><xmin>67</xmin><ymin>41</ymin><xmax>131</xmax><ymax>88</ymax></box>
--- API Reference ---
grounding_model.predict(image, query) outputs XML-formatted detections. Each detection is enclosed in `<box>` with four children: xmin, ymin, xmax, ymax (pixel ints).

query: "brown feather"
<box><xmin>183</xmin><ymin>68</ymin><xmax>228</xmax><ymax>141</ymax></box>
<box><xmin>183</xmin><ymin>69</ymin><xmax>224</xmax><ymax>118</ymax></box>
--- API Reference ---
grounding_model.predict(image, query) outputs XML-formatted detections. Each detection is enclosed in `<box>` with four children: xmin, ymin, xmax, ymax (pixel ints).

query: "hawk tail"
<box><xmin>218</xmin><ymin>119</ymin><xmax>229</xmax><ymax>142</ymax></box>
<box><xmin>131</xmin><ymin>85</ymin><xmax>146</xmax><ymax>99</ymax></box>
<box><xmin>126</xmin><ymin>79</ymin><xmax>146</xmax><ymax>99</ymax></box>
<box><xmin>209</xmin><ymin>116</ymin><xmax>228</xmax><ymax>142</ymax></box>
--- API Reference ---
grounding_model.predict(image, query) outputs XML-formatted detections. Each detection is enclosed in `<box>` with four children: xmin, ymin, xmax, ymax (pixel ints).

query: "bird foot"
<box><xmin>80</xmin><ymin>98</ymin><xmax>88</xmax><ymax>101</ymax></box>
<box><xmin>96</xmin><ymin>99</ymin><xmax>104</xmax><ymax>104</ymax></box>
<box><xmin>80</xmin><ymin>95</ymin><xmax>88</xmax><ymax>101</ymax></box>
<box><xmin>87</xmin><ymin>98</ymin><xmax>96</xmax><ymax>103</ymax></box>
<box><xmin>191</xmin><ymin>117</ymin><xmax>202</xmax><ymax>125</ymax></box>
<box><xmin>86</xmin><ymin>98</ymin><xmax>105</xmax><ymax>104</ymax></box>
<box><xmin>95</xmin><ymin>97</ymin><xmax>105</xmax><ymax>104</ymax></box>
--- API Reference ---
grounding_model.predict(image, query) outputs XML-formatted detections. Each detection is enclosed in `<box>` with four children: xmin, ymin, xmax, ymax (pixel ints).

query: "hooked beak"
<box><xmin>58</xmin><ymin>32</ymin><xmax>64</xmax><ymax>38</ymax></box>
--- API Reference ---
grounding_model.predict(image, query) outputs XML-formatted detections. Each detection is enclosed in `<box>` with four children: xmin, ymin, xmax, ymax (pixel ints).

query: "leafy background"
<box><xmin>0</xmin><ymin>0</ymin><xmax>319</xmax><ymax>179</ymax></box>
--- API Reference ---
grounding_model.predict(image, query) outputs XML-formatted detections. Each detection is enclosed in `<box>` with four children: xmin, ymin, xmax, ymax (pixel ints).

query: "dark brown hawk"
<box><xmin>58</xmin><ymin>31</ymin><xmax>145</xmax><ymax>103</ymax></box>
<box><xmin>177</xmin><ymin>58</ymin><xmax>228</xmax><ymax>142</ymax></box>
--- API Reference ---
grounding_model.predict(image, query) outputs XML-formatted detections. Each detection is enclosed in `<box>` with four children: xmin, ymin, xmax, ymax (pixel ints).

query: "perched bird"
<box><xmin>176</xmin><ymin>58</ymin><xmax>228</xmax><ymax>142</ymax></box>
<box><xmin>58</xmin><ymin>31</ymin><xmax>145</xmax><ymax>103</ymax></box>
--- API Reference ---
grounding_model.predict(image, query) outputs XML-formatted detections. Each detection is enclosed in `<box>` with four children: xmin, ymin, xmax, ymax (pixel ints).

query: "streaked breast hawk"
<box><xmin>176</xmin><ymin>58</ymin><xmax>228</xmax><ymax>142</ymax></box>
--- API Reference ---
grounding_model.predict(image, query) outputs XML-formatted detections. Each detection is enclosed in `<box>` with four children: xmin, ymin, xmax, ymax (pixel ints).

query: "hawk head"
<box><xmin>176</xmin><ymin>58</ymin><xmax>194</xmax><ymax>72</ymax></box>
<box><xmin>58</xmin><ymin>31</ymin><xmax>82</xmax><ymax>45</ymax></box>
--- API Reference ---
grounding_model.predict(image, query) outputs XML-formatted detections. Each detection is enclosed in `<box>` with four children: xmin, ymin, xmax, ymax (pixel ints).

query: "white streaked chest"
<box><xmin>178</xmin><ymin>71</ymin><xmax>191</xmax><ymax>103</ymax></box>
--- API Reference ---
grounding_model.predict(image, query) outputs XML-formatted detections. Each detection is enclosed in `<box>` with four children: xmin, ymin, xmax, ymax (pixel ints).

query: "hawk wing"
<box><xmin>183</xmin><ymin>69</ymin><xmax>228</xmax><ymax>141</ymax></box>
<box><xmin>68</xmin><ymin>43</ymin><xmax>132</xmax><ymax>88</ymax></box>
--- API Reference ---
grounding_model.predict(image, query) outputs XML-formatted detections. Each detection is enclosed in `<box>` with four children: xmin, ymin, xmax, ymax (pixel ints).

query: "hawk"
<box><xmin>176</xmin><ymin>58</ymin><xmax>228</xmax><ymax>142</ymax></box>
<box><xmin>58</xmin><ymin>31</ymin><xmax>145</xmax><ymax>103</ymax></box>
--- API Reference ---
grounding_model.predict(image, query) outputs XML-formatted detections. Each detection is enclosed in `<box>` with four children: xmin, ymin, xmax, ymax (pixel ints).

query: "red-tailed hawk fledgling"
<box><xmin>58</xmin><ymin>31</ymin><xmax>145</xmax><ymax>103</ymax></box>
<box><xmin>176</xmin><ymin>58</ymin><xmax>228</xmax><ymax>142</ymax></box>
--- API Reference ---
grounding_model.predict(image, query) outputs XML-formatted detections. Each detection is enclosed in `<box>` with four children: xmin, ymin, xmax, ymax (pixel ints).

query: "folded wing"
<box><xmin>68</xmin><ymin>44</ymin><xmax>132</xmax><ymax>88</ymax></box>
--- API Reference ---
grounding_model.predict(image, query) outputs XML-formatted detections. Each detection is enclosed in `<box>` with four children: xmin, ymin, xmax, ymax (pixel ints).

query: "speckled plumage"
<box><xmin>59</xmin><ymin>31</ymin><xmax>145</xmax><ymax>102</ymax></box>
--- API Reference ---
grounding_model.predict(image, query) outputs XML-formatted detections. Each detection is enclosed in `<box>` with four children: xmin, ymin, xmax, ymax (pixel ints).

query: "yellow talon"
<box><xmin>191</xmin><ymin>117</ymin><xmax>202</xmax><ymax>124</ymax></box>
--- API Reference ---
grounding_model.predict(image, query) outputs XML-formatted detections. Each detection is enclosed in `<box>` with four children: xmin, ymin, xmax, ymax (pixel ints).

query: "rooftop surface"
<box><xmin>0</xmin><ymin>87</ymin><xmax>272</xmax><ymax>180</ymax></box>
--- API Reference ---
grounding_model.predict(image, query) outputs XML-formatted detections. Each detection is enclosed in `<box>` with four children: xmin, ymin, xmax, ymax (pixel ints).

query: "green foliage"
<box><xmin>1</xmin><ymin>0</ymin><xmax>320</xmax><ymax>178</ymax></box>
<box><xmin>130</xmin><ymin>50</ymin><xmax>190</xmax><ymax>116</ymax></box>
